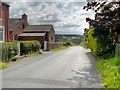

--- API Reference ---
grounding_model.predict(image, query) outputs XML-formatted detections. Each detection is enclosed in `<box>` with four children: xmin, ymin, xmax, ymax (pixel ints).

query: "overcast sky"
<box><xmin>7</xmin><ymin>0</ymin><xmax>95</xmax><ymax>35</ymax></box>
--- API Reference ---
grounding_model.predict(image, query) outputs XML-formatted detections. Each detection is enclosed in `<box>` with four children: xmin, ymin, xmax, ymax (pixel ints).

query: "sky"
<box><xmin>6</xmin><ymin>0</ymin><xmax>95</xmax><ymax>35</ymax></box>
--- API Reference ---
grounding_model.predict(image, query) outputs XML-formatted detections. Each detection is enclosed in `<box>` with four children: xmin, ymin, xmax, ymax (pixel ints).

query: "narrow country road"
<box><xmin>2</xmin><ymin>46</ymin><xmax>104</xmax><ymax>88</ymax></box>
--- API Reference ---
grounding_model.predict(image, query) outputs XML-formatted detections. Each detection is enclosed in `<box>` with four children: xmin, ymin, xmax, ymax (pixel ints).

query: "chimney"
<box><xmin>22</xmin><ymin>13</ymin><xmax>27</xmax><ymax>21</ymax></box>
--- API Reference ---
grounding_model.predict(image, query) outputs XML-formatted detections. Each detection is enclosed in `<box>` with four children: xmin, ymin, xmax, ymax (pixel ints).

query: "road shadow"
<box><xmin>67</xmin><ymin>51</ymin><xmax>105</xmax><ymax>88</ymax></box>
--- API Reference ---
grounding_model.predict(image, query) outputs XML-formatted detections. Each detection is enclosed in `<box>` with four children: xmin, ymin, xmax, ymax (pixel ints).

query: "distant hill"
<box><xmin>55</xmin><ymin>34</ymin><xmax>84</xmax><ymax>45</ymax></box>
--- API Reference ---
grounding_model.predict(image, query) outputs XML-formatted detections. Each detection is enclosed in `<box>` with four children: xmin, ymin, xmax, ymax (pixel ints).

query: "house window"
<box><xmin>0</xmin><ymin>26</ymin><xmax>4</xmax><ymax>42</ymax></box>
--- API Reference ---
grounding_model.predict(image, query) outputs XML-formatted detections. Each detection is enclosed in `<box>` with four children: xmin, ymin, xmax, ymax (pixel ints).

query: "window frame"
<box><xmin>0</xmin><ymin>26</ymin><xmax>4</xmax><ymax>42</ymax></box>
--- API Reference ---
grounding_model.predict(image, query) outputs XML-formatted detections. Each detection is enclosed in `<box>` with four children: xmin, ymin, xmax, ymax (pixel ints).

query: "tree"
<box><xmin>83</xmin><ymin>0</ymin><xmax>120</xmax><ymax>58</ymax></box>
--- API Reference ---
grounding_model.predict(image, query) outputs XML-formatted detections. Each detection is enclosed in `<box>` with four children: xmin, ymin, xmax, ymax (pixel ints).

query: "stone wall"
<box><xmin>46</xmin><ymin>42</ymin><xmax>63</xmax><ymax>51</ymax></box>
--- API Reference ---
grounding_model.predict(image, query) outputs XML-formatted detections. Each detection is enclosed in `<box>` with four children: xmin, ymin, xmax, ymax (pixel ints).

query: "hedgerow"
<box><xmin>1</xmin><ymin>41</ymin><xmax>41</xmax><ymax>62</ymax></box>
<box><xmin>20</xmin><ymin>40</ymin><xmax>41</xmax><ymax>55</ymax></box>
<box><xmin>2</xmin><ymin>42</ymin><xmax>18</xmax><ymax>62</ymax></box>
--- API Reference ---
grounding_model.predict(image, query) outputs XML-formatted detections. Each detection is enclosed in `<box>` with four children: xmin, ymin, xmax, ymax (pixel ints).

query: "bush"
<box><xmin>20</xmin><ymin>40</ymin><xmax>41</xmax><ymax>55</ymax></box>
<box><xmin>87</xmin><ymin>27</ymin><xmax>115</xmax><ymax>58</ymax></box>
<box><xmin>88</xmin><ymin>27</ymin><xmax>99</xmax><ymax>56</ymax></box>
<box><xmin>63</xmin><ymin>41</ymin><xmax>75</xmax><ymax>46</ymax></box>
<box><xmin>2</xmin><ymin>42</ymin><xmax>18</xmax><ymax>62</ymax></box>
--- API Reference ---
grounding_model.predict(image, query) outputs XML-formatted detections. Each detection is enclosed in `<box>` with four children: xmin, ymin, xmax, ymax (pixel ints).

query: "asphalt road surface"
<box><xmin>2</xmin><ymin>46</ymin><xmax>104</xmax><ymax>88</ymax></box>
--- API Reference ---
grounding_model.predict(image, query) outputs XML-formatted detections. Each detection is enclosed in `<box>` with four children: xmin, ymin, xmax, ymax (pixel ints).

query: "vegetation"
<box><xmin>0</xmin><ymin>63</ymin><xmax>8</xmax><ymax>69</ymax></box>
<box><xmin>84</xmin><ymin>1</ymin><xmax>120</xmax><ymax>58</ymax></box>
<box><xmin>2</xmin><ymin>42</ymin><xmax>18</xmax><ymax>62</ymax></box>
<box><xmin>1</xmin><ymin>40</ymin><xmax>41</xmax><ymax>63</ymax></box>
<box><xmin>96</xmin><ymin>57</ymin><xmax>119</xmax><ymax>88</ymax></box>
<box><xmin>51</xmin><ymin>46</ymin><xmax>68</xmax><ymax>52</ymax></box>
<box><xmin>20</xmin><ymin>40</ymin><xmax>41</xmax><ymax>55</ymax></box>
<box><xmin>87</xmin><ymin>27</ymin><xmax>99</xmax><ymax>56</ymax></box>
<box><xmin>83</xmin><ymin>0</ymin><xmax>120</xmax><ymax>89</ymax></box>
<box><xmin>55</xmin><ymin>34</ymin><xmax>83</xmax><ymax>45</ymax></box>
<box><xmin>63</xmin><ymin>41</ymin><xmax>76</xmax><ymax>46</ymax></box>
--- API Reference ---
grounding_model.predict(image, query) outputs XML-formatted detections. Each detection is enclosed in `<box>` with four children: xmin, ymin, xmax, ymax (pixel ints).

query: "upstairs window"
<box><xmin>0</xmin><ymin>26</ymin><xmax>4</xmax><ymax>42</ymax></box>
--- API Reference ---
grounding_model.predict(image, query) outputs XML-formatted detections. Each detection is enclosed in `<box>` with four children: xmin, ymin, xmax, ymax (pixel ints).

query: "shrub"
<box><xmin>87</xmin><ymin>26</ymin><xmax>115</xmax><ymax>58</ymax></box>
<box><xmin>20</xmin><ymin>40</ymin><xmax>41</xmax><ymax>55</ymax></box>
<box><xmin>63</xmin><ymin>41</ymin><xmax>75</xmax><ymax>46</ymax></box>
<box><xmin>87</xmin><ymin>27</ymin><xmax>99</xmax><ymax>56</ymax></box>
<box><xmin>2</xmin><ymin>42</ymin><xmax>18</xmax><ymax>62</ymax></box>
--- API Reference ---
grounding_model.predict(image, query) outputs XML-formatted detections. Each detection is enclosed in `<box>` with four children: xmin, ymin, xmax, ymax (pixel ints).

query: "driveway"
<box><xmin>2</xmin><ymin>46</ymin><xmax>104</xmax><ymax>88</ymax></box>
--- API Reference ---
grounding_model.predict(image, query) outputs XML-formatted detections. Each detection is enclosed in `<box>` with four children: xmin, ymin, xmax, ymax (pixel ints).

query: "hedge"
<box><xmin>1</xmin><ymin>40</ymin><xmax>41</xmax><ymax>62</ymax></box>
<box><xmin>2</xmin><ymin>42</ymin><xmax>18</xmax><ymax>62</ymax></box>
<box><xmin>20</xmin><ymin>40</ymin><xmax>41</xmax><ymax>55</ymax></box>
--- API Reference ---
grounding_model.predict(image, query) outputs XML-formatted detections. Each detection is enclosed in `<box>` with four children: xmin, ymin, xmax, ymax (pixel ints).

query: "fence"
<box><xmin>46</xmin><ymin>42</ymin><xmax>63</xmax><ymax>51</ymax></box>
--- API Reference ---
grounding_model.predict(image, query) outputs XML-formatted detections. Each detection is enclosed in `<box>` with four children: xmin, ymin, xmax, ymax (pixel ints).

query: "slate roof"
<box><xmin>23</xmin><ymin>25</ymin><xmax>54</xmax><ymax>32</ymax></box>
<box><xmin>18</xmin><ymin>33</ymin><xmax>46</xmax><ymax>36</ymax></box>
<box><xmin>10</xmin><ymin>19</ymin><xmax>22</xmax><ymax>31</ymax></box>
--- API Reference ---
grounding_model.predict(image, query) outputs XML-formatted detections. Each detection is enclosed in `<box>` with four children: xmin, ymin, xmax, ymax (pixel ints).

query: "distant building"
<box><xmin>18</xmin><ymin>25</ymin><xmax>55</xmax><ymax>49</ymax></box>
<box><xmin>9</xmin><ymin>13</ymin><xmax>28</xmax><ymax>41</ymax></box>
<box><xmin>0</xmin><ymin>2</ymin><xmax>10</xmax><ymax>42</ymax></box>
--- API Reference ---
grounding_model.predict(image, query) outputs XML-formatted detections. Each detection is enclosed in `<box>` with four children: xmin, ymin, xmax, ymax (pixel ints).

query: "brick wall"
<box><xmin>10</xmin><ymin>14</ymin><xmax>28</xmax><ymax>41</ymax></box>
<box><xmin>48</xmin><ymin>29</ymin><xmax>55</xmax><ymax>43</ymax></box>
<box><xmin>0</xmin><ymin>3</ymin><xmax>9</xmax><ymax>42</ymax></box>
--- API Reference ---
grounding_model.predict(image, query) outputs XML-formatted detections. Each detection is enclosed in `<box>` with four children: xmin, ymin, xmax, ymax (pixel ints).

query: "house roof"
<box><xmin>23</xmin><ymin>25</ymin><xmax>54</xmax><ymax>32</ymax></box>
<box><xmin>18</xmin><ymin>33</ymin><xmax>46</xmax><ymax>37</ymax></box>
<box><xmin>10</xmin><ymin>19</ymin><xmax>22</xmax><ymax>31</ymax></box>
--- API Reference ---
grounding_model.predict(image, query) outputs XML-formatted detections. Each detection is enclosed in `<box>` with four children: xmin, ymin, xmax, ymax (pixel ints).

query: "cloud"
<box><xmin>9</xmin><ymin>1</ymin><xmax>95</xmax><ymax>35</ymax></box>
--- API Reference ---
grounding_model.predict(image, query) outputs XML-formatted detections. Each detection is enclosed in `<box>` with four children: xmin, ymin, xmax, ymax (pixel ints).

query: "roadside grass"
<box><xmin>96</xmin><ymin>57</ymin><xmax>120</xmax><ymax>89</ymax></box>
<box><xmin>51</xmin><ymin>46</ymin><xmax>69</xmax><ymax>52</ymax></box>
<box><xmin>80</xmin><ymin>42</ymin><xmax>88</xmax><ymax>49</ymax></box>
<box><xmin>0</xmin><ymin>63</ymin><xmax>8</xmax><ymax>69</ymax></box>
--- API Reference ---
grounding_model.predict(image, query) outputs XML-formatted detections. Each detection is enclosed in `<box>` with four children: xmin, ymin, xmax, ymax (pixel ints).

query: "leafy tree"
<box><xmin>83</xmin><ymin>0</ymin><xmax>120</xmax><ymax>58</ymax></box>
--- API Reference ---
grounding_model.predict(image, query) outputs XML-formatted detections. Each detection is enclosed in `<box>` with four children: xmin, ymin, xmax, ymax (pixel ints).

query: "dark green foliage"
<box><xmin>2</xmin><ymin>42</ymin><xmax>18</xmax><ymax>62</ymax></box>
<box><xmin>63</xmin><ymin>41</ymin><xmax>75</xmax><ymax>46</ymax></box>
<box><xmin>20</xmin><ymin>40</ymin><xmax>41</xmax><ymax>55</ymax></box>
<box><xmin>84</xmin><ymin>1</ymin><xmax>120</xmax><ymax>58</ymax></box>
<box><xmin>1</xmin><ymin>41</ymin><xmax>41</xmax><ymax>62</ymax></box>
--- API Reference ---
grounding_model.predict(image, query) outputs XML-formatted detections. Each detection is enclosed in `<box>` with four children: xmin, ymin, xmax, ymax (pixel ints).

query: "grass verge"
<box><xmin>51</xmin><ymin>46</ymin><xmax>69</xmax><ymax>52</ymax></box>
<box><xmin>0</xmin><ymin>63</ymin><xmax>8</xmax><ymax>69</ymax></box>
<box><xmin>80</xmin><ymin>42</ymin><xmax>88</xmax><ymax>49</ymax></box>
<box><xmin>96</xmin><ymin>57</ymin><xmax>120</xmax><ymax>89</ymax></box>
